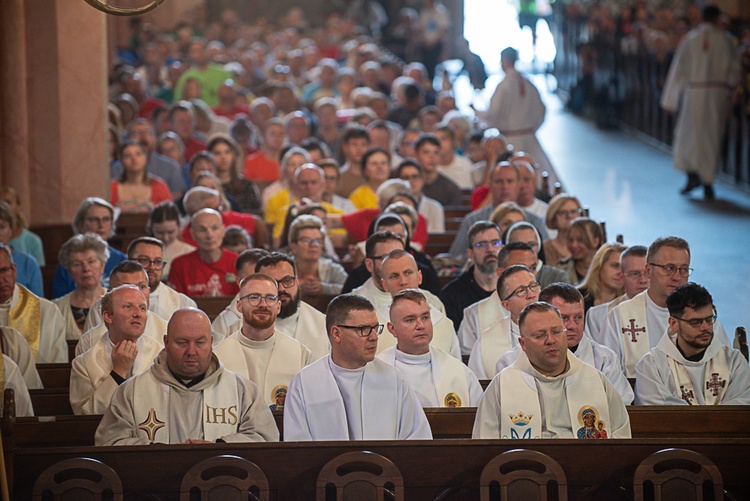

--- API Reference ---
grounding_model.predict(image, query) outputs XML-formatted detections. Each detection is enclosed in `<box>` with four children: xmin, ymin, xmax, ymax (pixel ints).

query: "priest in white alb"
<box><xmin>599</xmin><ymin>237</ymin><xmax>730</xmax><ymax>377</ymax></box>
<box><xmin>70</xmin><ymin>285</ymin><xmax>162</xmax><ymax>415</ymax></box>
<box><xmin>378</xmin><ymin>289</ymin><xmax>482</xmax><ymax>407</ymax></box>
<box><xmin>95</xmin><ymin>308</ymin><xmax>279</xmax><ymax>445</ymax></box>
<box><xmin>1</xmin><ymin>354</ymin><xmax>33</xmax><ymax>417</ymax></box>
<box><xmin>468</xmin><ymin>265</ymin><xmax>540</xmax><ymax>379</ymax></box>
<box><xmin>214</xmin><ymin>273</ymin><xmax>312</xmax><ymax>409</ymax></box>
<box><xmin>473</xmin><ymin>302</ymin><xmax>631</xmax><ymax>439</ymax></box>
<box><xmin>0</xmin><ymin>326</ymin><xmax>42</xmax><ymax>389</ymax></box>
<box><xmin>283</xmin><ymin>294</ymin><xmax>432</xmax><ymax>441</ymax></box>
<box><xmin>635</xmin><ymin>283</ymin><xmax>750</xmax><ymax>405</ymax></box>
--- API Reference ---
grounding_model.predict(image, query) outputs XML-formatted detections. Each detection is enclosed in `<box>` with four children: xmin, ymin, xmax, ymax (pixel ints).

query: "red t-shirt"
<box><xmin>183</xmin><ymin>136</ymin><xmax>207</xmax><ymax>164</ymax></box>
<box><xmin>212</xmin><ymin>104</ymin><xmax>251</xmax><ymax>119</ymax></box>
<box><xmin>471</xmin><ymin>185</ymin><xmax>490</xmax><ymax>211</ymax></box>
<box><xmin>168</xmin><ymin>249</ymin><xmax>239</xmax><ymax>297</ymax></box>
<box><xmin>243</xmin><ymin>150</ymin><xmax>280</xmax><ymax>182</ymax></box>
<box><xmin>181</xmin><ymin>211</ymin><xmax>256</xmax><ymax>247</ymax></box>
<box><xmin>341</xmin><ymin>209</ymin><xmax>429</xmax><ymax>248</ymax></box>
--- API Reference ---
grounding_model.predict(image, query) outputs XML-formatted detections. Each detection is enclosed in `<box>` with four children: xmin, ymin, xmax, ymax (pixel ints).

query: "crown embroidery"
<box><xmin>509</xmin><ymin>411</ymin><xmax>532</xmax><ymax>425</ymax></box>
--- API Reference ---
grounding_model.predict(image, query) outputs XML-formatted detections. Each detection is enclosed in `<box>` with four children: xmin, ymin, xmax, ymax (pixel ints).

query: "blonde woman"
<box><xmin>490</xmin><ymin>201</ymin><xmax>527</xmax><ymax>236</ymax></box>
<box><xmin>577</xmin><ymin>243</ymin><xmax>627</xmax><ymax>314</ymax></box>
<box><xmin>543</xmin><ymin>194</ymin><xmax>583</xmax><ymax>268</ymax></box>
<box><xmin>561</xmin><ymin>217</ymin><xmax>603</xmax><ymax>286</ymax></box>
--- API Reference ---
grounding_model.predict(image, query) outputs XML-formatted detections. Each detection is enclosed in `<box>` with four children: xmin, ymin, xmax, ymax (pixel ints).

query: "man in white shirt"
<box><xmin>375</xmin><ymin>250</ymin><xmax>460</xmax><ymax>358</ymax></box>
<box><xmin>352</xmin><ymin>231</ymin><xmax>407</xmax><ymax>310</ymax></box>
<box><xmin>378</xmin><ymin>289</ymin><xmax>482</xmax><ymax>407</ymax></box>
<box><xmin>468</xmin><ymin>265</ymin><xmax>540</xmax><ymax>379</ymax></box>
<box><xmin>635</xmin><ymin>283</ymin><xmax>750</xmax><ymax>405</ymax></box>
<box><xmin>496</xmin><ymin>283</ymin><xmax>634</xmax><ymax>404</ymax></box>
<box><xmin>599</xmin><ymin>237</ymin><xmax>730</xmax><ymax>377</ymax></box>
<box><xmin>436</xmin><ymin>124</ymin><xmax>474</xmax><ymax>189</ymax></box>
<box><xmin>585</xmin><ymin>245</ymin><xmax>649</xmax><ymax>339</ymax></box>
<box><xmin>513</xmin><ymin>157</ymin><xmax>548</xmax><ymax>220</ymax></box>
<box><xmin>283</xmin><ymin>294</ymin><xmax>432</xmax><ymax>441</ymax></box>
<box><xmin>70</xmin><ymin>285</ymin><xmax>162</xmax><ymax>415</ymax></box>
<box><xmin>77</xmin><ymin>261</ymin><xmax>167</xmax><ymax>356</ymax></box>
<box><xmin>396</xmin><ymin>160</ymin><xmax>445</xmax><ymax>233</ymax></box>
<box><xmin>214</xmin><ymin>273</ymin><xmax>313</xmax><ymax>409</ymax></box>
<box><xmin>473</xmin><ymin>301</ymin><xmax>631</xmax><ymax>439</ymax></box>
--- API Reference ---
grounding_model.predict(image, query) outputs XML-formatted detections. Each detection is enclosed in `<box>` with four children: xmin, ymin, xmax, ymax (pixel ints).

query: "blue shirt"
<box><xmin>51</xmin><ymin>246</ymin><xmax>127</xmax><ymax>299</ymax></box>
<box><xmin>12</xmin><ymin>250</ymin><xmax>43</xmax><ymax>297</ymax></box>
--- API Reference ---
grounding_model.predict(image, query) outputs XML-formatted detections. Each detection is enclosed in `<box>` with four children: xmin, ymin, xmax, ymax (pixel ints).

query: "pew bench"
<box><xmin>36</xmin><ymin>364</ymin><xmax>71</xmax><ymax>389</ymax></box>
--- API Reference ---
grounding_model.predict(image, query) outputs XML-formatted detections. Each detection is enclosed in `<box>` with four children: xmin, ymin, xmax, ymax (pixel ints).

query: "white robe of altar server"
<box><xmin>2</xmin><ymin>355</ymin><xmax>33</xmax><ymax>417</ymax></box>
<box><xmin>70</xmin><ymin>332</ymin><xmax>162</xmax><ymax>415</ymax></box>
<box><xmin>660</xmin><ymin>22</ymin><xmax>739</xmax><ymax>184</ymax></box>
<box><xmin>353</xmin><ymin>278</ymin><xmax>446</xmax><ymax>313</ymax></box>
<box><xmin>634</xmin><ymin>329</ymin><xmax>750</xmax><ymax>406</ymax></box>
<box><xmin>468</xmin><ymin>317</ymin><xmax>519</xmax><ymax>379</ymax></box>
<box><xmin>214</xmin><ymin>329</ymin><xmax>313</xmax><ymax>407</ymax></box>
<box><xmin>599</xmin><ymin>291</ymin><xmax>729</xmax><ymax>377</ymax></box>
<box><xmin>0</xmin><ymin>326</ymin><xmax>42</xmax><ymax>389</ymax></box>
<box><xmin>0</xmin><ymin>285</ymin><xmax>67</xmax><ymax>363</ymax></box>
<box><xmin>283</xmin><ymin>355</ymin><xmax>432</xmax><ymax>441</ymax></box>
<box><xmin>584</xmin><ymin>295</ymin><xmax>627</xmax><ymax>341</ymax></box>
<box><xmin>375</xmin><ymin>303</ymin><xmax>460</xmax><ymax>359</ymax></box>
<box><xmin>210</xmin><ymin>292</ymin><xmax>242</xmax><ymax>344</ymax></box>
<box><xmin>473</xmin><ymin>351</ymin><xmax>630</xmax><ymax>439</ymax></box>
<box><xmin>378</xmin><ymin>346</ymin><xmax>483</xmax><ymax>407</ymax></box>
<box><xmin>75</xmin><ymin>310</ymin><xmax>167</xmax><ymax>357</ymax></box>
<box><xmin>84</xmin><ymin>283</ymin><xmax>195</xmax><ymax>331</ymax></box>
<box><xmin>494</xmin><ymin>335</ymin><xmax>634</xmax><ymax>404</ymax></box>
<box><xmin>458</xmin><ymin>292</ymin><xmax>509</xmax><ymax>356</ymax></box>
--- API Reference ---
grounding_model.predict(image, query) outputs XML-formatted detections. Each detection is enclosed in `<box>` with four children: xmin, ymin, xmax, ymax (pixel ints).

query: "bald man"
<box><xmin>169</xmin><ymin>209</ymin><xmax>240</xmax><ymax>297</ymax></box>
<box><xmin>95</xmin><ymin>308</ymin><xmax>279</xmax><ymax>445</ymax></box>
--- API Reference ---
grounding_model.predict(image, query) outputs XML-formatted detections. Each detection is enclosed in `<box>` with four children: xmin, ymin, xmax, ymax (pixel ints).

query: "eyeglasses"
<box><xmin>623</xmin><ymin>271</ymin><xmax>647</xmax><ymax>279</ymax></box>
<box><xmin>504</xmin><ymin>282</ymin><xmax>541</xmax><ymax>301</ymax></box>
<box><xmin>240</xmin><ymin>293</ymin><xmax>280</xmax><ymax>306</ymax></box>
<box><xmin>84</xmin><ymin>216</ymin><xmax>112</xmax><ymax>225</ymax></box>
<box><xmin>557</xmin><ymin>209</ymin><xmax>583</xmax><ymax>218</ymax></box>
<box><xmin>277</xmin><ymin>275</ymin><xmax>297</xmax><ymax>289</ymax></box>
<box><xmin>0</xmin><ymin>266</ymin><xmax>14</xmax><ymax>277</ymax></box>
<box><xmin>673</xmin><ymin>313</ymin><xmax>717</xmax><ymax>328</ymax></box>
<box><xmin>367</xmin><ymin>255</ymin><xmax>388</xmax><ymax>262</ymax></box>
<box><xmin>337</xmin><ymin>324</ymin><xmax>384</xmax><ymax>337</ymax></box>
<box><xmin>473</xmin><ymin>239</ymin><xmax>502</xmax><ymax>250</ymax></box>
<box><xmin>527</xmin><ymin>328</ymin><xmax>567</xmax><ymax>341</ymax></box>
<box><xmin>133</xmin><ymin>257</ymin><xmax>167</xmax><ymax>270</ymax></box>
<box><xmin>296</xmin><ymin>237</ymin><xmax>322</xmax><ymax>247</ymax></box>
<box><xmin>69</xmin><ymin>258</ymin><xmax>102</xmax><ymax>271</ymax></box>
<box><xmin>649</xmin><ymin>263</ymin><xmax>693</xmax><ymax>277</ymax></box>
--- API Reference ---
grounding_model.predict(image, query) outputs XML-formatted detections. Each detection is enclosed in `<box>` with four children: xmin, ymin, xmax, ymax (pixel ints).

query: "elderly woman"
<box><xmin>147</xmin><ymin>201</ymin><xmax>194</xmax><ymax>281</ymax></box>
<box><xmin>0</xmin><ymin>202</ymin><xmax>43</xmax><ymax>296</ymax></box>
<box><xmin>561</xmin><ymin>217</ymin><xmax>604</xmax><ymax>286</ymax></box>
<box><xmin>207</xmin><ymin>132</ymin><xmax>261</xmax><ymax>213</ymax></box>
<box><xmin>263</xmin><ymin>146</ymin><xmax>312</xmax><ymax>226</ymax></box>
<box><xmin>52</xmin><ymin>234</ymin><xmax>109</xmax><ymax>340</ymax></box>
<box><xmin>288</xmin><ymin>215</ymin><xmax>348</xmax><ymax>295</ymax></box>
<box><xmin>52</xmin><ymin>198</ymin><xmax>128</xmax><ymax>298</ymax></box>
<box><xmin>542</xmin><ymin>194</ymin><xmax>583</xmax><ymax>268</ymax></box>
<box><xmin>578</xmin><ymin>242</ymin><xmax>627</xmax><ymax>313</ymax></box>
<box><xmin>349</xmin><ymin>147</ymin><xmax>392</xmax><ymax>210</ymax></box>
<box><xmin>110</xmin><ymin>141</ymin><xmax>172</xmax><ymax>214</ymax></box>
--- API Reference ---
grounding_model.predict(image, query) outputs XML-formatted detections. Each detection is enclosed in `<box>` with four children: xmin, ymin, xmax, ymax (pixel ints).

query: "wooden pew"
<box><xmin>443</xmin><ymin>206</ymin><xmax>472</xmax><ymax>219</ymax></box>
<box><xmin>29</xmin><ymin>389</ymin><xmax>73</xmax><ymax>416</ymax></box>
<box><xmin>300</xmin><ymin>294</ymin><xmax>337</xmax><ymax>314</ymax></box>
<box><xmin>192</xmin><ymin>296</ymin><xmax>233</xmax><ymax>321</ymax></box>
<box><xmin>36</xmin><ymin>364</ymin><xmax>71</xmax><ymax>389</ymax></box>
<box><xmin>424</xmin><ymin>232</ymin><xmax>456</xmax><ymax>257</ymax></box>
<box><xmin>13</xmin><ymin>439</ymin><xmax>750</xmax><ymax>500</ymax></box>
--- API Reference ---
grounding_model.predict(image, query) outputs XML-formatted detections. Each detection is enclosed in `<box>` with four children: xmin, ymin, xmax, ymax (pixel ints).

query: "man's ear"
<box><xmin>387</xmin><ymin>321</ymin><xmax>397</xmax><ymax>339</ymax></box>
<box><xmin>365</xmin><ymin>258</ymin><xmax>374</xmax><ymax>274</ymax></box>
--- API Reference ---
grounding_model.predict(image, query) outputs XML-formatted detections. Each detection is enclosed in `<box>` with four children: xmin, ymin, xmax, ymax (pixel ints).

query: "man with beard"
<box><xmin>256</xmin><ymin>253</ymin><xmax>329</xmax><ymax>360</ymax></box>
<box><xmin>635</xmin><ymin>283</ymin><xmax>750</xmax><ymax>405</ymax></box>
<box><xmin>440</xmin><ymin>221</ymin><xmax>503</xmax><ymax>331</ymax></box>
<box><xmin>214</xmin><ymin>274</ymin><xmax>312</xmax><ymax>409</ymax></box>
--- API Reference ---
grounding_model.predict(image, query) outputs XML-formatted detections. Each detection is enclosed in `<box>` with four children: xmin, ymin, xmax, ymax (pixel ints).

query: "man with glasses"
<box><xmin>214</xmin><ymin>274</ymin><xmax>313</xmax><ymax>409</ymax></box>
<box><xmin>441</xmin><ymin>221</ymin><xmax>502</xmax><ymax>331</ymax></box>
<box><xmin>635</xmin><ymin>283</ymin><xmax>750</xmax><ymax>405</ymax></box>
<box><xmin>585</xmin><ymin>245</ymin><xmax>649</xmax><ymax>339</ymax></box>
<box><xmin>256</xmin><ymin>253</ymin><xmax>329</xmax><ymax>360</ymax></box>
<box><xmin>469</xmin><ymin>265</ymin><xmax>541</xmax><ymax>379</ymax></box>
<box><xmin>495</xmin><ymin>283</ymin><xmax>634</xmax><ymax>404</ymax></box>
<box><xmin>284</xmin><ymin>294</ymin><xmax>432</xmax><ymax>441</ymax></box>
<box><xmin>601</xmin><ymin>236</ymin><xmax>730</xmax><ymax>377</ymax></box>
<box><xmin>473</xmin><ymin>301</ymin><xmax>631</xmax><ymax>439</ymax></box>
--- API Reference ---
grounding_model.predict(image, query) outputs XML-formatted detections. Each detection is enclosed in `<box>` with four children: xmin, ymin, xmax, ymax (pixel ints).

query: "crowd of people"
<box><xmin>0</xmin><ymin>3</ymin><xmax>748</xmax><ymax>446</ymax></box>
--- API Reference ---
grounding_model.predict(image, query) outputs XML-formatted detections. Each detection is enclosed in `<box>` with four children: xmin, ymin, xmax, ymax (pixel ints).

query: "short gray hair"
<box><xmin>59</xmin><ymin>233</ymin><xmax>110</xmax><ymax>271</ymax></box>
<box><xmin>183</xmin><ymin>186</ymin><xmax>220</xmax><ymax>215</ymax></box>
<box><xmin>72</xmin><ymin>197</ymin><xmax>116</xmax><ymax>236</ymax></box>
<box><xmin>289</xmin><ymin>215</ymin><xmax>325</xmax><ymax>244</ymax></box>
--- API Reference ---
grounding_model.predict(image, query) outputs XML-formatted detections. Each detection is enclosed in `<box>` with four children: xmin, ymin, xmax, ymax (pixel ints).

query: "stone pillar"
<box><xmin>0</xmin><ymin>1</ymin><xmax>109</xmax><ymax>226</ymax></box>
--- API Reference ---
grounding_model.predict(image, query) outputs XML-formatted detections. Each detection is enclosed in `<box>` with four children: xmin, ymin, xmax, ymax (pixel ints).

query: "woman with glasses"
<box><xmin>287</xmin><ymin>215</ymin><xmax>347</xmax><ymax>295</ymax></box>
<box><xmin>52</xmin><ymin>234</ymin><xmax>109</xmax><ymax>340</ymax></box>
<box><xmin>577</xmin><ymin>243</ymin><xmax>627</xmax><ymax>314</ymax></box>
<box><xmin>542</xmin><ymin>194</ymin><xmax>583</xmax><ymax>268</ymax></box>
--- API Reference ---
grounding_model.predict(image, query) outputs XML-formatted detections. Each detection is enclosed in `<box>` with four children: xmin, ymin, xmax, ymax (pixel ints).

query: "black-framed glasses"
<box><xmin>473</xmin><ymin>239</ymin><xmax>502</xmax><ymax>250</ymax></box>
<box><xmin>277</xmin><ymin>276</ymin><xmax>297</xmax><ymax>288</ymax></box>
<box><xmin>673</xmin><ymin>313</ymin><xmax>717</xmax><ymax>328</ymax></box>
<box><xmin>240</xmin><ymin>293</ymin><xmax>280</xmax><ymax>306</ymax></box>
<box><xmin>503</xmin><ymin>282</ymin><xmax>541</xmax><ymax>301</ymax></box>
<box><xmin>336</xmin><ymin>324</ymin><xmax>384</xmax><ymax>337</ymax></box>
<box><xmin>134</xmin><ymin>257</ymin><xmax>167</xmax><ymax>270</ymax></box>
<box><xmin>649</xmin><ymin>263</ymin><xmax>693</xmax><ymax>277</ymax></box>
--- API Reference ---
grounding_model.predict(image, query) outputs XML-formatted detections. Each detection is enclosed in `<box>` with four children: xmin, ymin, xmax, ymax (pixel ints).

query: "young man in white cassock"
<box><xmin>468</xmin><ymin>264</ymin><xmax>540</xmax><ymax>379</ymax></box>
<box><xmin>495</xmin><ymin>283</ymin><xmax>633</xmax><ymax>404</ymax></box>
<box><xmin>375</xmin><ymin>250</ymin><xmax>460</xmax><ymax>358</ymax></box>
<box><xmin>95</xmin><ymin>308</ymin><xmax>279</xmax><ymax>445</ymax></box>
<box><xmin>473</xmin><ymin>301</ymin><xmax>631</xmax><ymax>439</ymax></box>
<box><xmin>70</xmin><ymin>285</ymin><xmax>162</xmax><ymax>415</ymax></box>
<box><xmin>283</xmin><ymin>294</ymin><xmax>432</xmax><ymax>441</ymax></box>
<box><xmin>635</xmin><ymin>283</ymin><xmax>750</xmax><ymax>405</ymax></box>
<box><xmin>599</xmin><ymin>237</ymin><xmax>730</xmax><ymax>377</ymax></box>
<box><xmin>214</xmin><ymin>273</ymin><xmax>312</xmax><ymax>409</ymax></box>
<box><xmin>378</xmin><ymin>289</ymin><xmax>482</xmax><ymax>407</ymax></box>
<box><xmin>76</xmin><ymin>261</ymin><xmax>167</xmax><ymax>356</ymax></box>
<box><xmin>585</xmin><ymin>245</ymin><xmax>649</xmax><ymax>339</ymax></box>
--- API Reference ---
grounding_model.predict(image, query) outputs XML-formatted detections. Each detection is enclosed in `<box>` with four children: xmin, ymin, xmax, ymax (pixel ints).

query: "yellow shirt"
<box><xmin>272</xmin><ymin>201</ymin><xmax>347</xmax><ymax>240</ymax></box>
<box><xmin>348</xmin><ymin>184</ymin><xmax>379</xmax><ymax>210</ymax></box>
<box><xmin>264</xmin><ymin>188</ymin><xmax>291</xmax><ymax>227</ymax></box>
